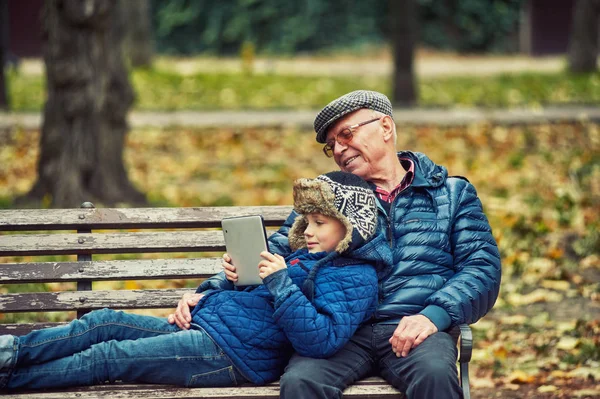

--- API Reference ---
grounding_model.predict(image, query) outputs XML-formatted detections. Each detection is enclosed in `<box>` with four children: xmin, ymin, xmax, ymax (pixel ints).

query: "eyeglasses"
<box><xmin>322</xmin><ymin>117</ymin><xmax>381</xmax><ymax>158</ymax></box>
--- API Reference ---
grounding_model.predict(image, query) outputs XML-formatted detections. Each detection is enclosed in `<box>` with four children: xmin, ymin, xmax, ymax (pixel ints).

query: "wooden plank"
<box><xmin>0</xmin><ymin>206</ymin><xmax>293</xmax><ymax>231</ymax></box>
<box><xmin>0</xmin><ymin>322</ymin><xmax>66</xmax><ymax>336</ymax></box>
<box><xmin>1</xmin><ymin>379</ymin><xmax>402</xmax><ymax>398</ymax></box>
<box><xmin>0</xmin><ymin>258</ymin><xmax>222</xmax><ymax>283</ymax></box>
<box><xmin>0</xmin><ymin>230</ymin><xmax>280</xmax><ymax>256</ymax></box>
<box><xmin>0</xmin><ymin>288</ymin><xmax>195</xmax><ymax>313</ymax></box>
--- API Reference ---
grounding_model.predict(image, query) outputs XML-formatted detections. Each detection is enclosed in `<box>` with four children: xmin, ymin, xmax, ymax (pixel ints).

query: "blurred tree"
<box><xmin>568</xmin><ymin>0</ymin><xmax>600</xmax><ymax>73</ymax></box>
<box><xmin>390</xmin><ymin>0</ymin><xmax>418</xmax><ymax>106</ymax></box>
<box><xmin>20</xmin><ymin>0</ymin><xmax>146</xmax><ymax>208</ymax></box>
<box><xmin>0</xmin><ymin>0</ymin><xmax>9</xmax><ymax>110</ymax></box>
<box><xmin>120</xmin><ymin>0</ymin><xmax>154</xmax><ymax>67</ymax></box>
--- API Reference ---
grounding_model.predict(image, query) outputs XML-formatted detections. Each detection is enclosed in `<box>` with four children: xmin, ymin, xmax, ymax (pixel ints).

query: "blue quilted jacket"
<box><xmin>268</xmin><ymin>151</ymin><xmax>502</xmax><ymax>331</ymax></box>
<box><xmin>192</xmin><ymin>231</ymin><xmax>390</xmax><ymax>384</ymax></box>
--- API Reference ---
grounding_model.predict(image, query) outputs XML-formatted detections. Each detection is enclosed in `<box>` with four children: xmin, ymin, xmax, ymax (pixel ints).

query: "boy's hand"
<box><xmin>167</xmin><ymin>292</ymin><xmax>203</xmax><ymax>330</ymax></box>
<box><xmin>222</xmin><ymin>253</ymin><xmax>238</xmax><ymax>283</ymax></box>
<box><xmin>258</xmin><ymin>251</ymin><xmax>287</xmax><ymax>279</ymax></box>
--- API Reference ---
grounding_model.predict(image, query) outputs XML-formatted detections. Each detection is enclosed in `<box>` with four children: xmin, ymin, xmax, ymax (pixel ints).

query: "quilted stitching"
<box><xmin>193</xmin><ymin>250</ymin><xmax>379</xmax><ymax>384</ymax></box>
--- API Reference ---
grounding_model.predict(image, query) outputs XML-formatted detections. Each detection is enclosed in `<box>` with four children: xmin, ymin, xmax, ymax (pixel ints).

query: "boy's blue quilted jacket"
<box><xmin>192</xmin><ymin>232</ymin><xmax>390</xmax><ymax>384</ymax></box>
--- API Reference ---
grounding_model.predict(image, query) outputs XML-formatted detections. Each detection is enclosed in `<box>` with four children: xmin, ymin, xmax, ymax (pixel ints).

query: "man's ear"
<box><xmin>380</xmin><ymin>115</ymin><xmax>395</xmax><ymax>143</ymax></box>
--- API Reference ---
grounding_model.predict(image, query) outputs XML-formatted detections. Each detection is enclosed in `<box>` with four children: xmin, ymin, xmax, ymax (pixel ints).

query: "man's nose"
<box><xmin>333</xmin><ymin>141</ymin><xmax>348</xmax><ymax>156</ymax></box>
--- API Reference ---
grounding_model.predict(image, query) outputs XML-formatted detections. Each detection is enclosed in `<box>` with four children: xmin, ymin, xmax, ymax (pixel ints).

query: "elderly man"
<box><xmin>171</xmin><ymin>90</ymin><xmax>501</xmax><ymax>399</ymax></box>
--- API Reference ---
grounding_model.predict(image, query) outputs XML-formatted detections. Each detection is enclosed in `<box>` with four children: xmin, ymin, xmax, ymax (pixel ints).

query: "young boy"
<box><xmin>0</xmin><ymin>171</ymin><xmax>390</xmax><ymax>390</ymax></box>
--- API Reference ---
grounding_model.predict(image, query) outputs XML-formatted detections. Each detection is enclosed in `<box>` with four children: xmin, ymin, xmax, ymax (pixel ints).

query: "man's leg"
<box><xmin>280</xmin><ymin>324</ymin><xmax>375</xmax><ymax>399</ymax></box>
<box><xmin>375</xmin><ymin>324</ymin><xmax>462</xmax><ymax>399</ymax></box>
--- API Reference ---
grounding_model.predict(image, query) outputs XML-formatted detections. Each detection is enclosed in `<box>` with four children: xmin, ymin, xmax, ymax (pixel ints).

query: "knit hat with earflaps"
<box><xmin>288</xmin><ymin>171</ymin><xmax>378</xmax><ymax>300</ymax></box>
<box><xmin>289</xmin><ymin>171</ymin><xmax>378</xmax><ymax>254</ymax></box>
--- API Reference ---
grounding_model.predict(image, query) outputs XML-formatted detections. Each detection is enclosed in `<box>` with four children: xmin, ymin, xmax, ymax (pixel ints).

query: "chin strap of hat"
<box><xmin>301</xmin><ymin>251</ymin><xmax>339</xmax><ymax>302</ymax></box>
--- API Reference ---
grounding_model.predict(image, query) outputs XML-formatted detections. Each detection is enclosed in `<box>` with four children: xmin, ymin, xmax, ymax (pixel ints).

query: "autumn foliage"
<box><xmin>0</xmin><ymin>121</ymin><xmax>599</xmax><ymax>397</ymax></box>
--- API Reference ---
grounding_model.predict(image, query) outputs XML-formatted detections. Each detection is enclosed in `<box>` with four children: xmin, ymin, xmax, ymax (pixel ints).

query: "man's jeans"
<box><xmin>280</xmin><ymin>323</ymin><xmax>462</xmax><ymax>399</ymax></box>
<box><xmin>0</xmin><ymin>308</ymin><xmax>247</xmax><ymax>390</ymax></box>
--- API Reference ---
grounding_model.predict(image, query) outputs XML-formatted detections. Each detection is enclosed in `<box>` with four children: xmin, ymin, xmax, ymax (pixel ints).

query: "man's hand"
<box><xmin>167</xmin><ymin>292</ymin><xmax>203</xmax><ymax>330</ymax></box>
<box><xmin>389</xmin><ymin>315</ymin><xmax>438</xmax><ymax>357</ymax></box>
<box><xmin>258</xmin><ymin>251</ymin><xmax>287</xmax><ymax>279</ymax></box>
<box><xmin>222</xmin><ymin>253</ymin><xmax>238</xmax><ymax>283</ymax></box>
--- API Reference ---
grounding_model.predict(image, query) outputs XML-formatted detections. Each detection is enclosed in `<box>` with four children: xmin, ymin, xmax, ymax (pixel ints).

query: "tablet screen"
<box><xmin>221</xmin><ymin>215</ymin><xmax>270</xmax><ymax>286</ymax></box>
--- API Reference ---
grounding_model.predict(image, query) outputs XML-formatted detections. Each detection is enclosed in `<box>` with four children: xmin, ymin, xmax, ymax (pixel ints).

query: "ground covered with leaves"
<box><xmin>0</xmin><ymin>121</ymin><xmax>599</xmax><ymax>398</ymax></box>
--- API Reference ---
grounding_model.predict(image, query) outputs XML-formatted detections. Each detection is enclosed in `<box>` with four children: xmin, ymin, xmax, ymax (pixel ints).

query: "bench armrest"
<box><xmin>457</xmin><ymin>323</ymin><xmax>472</xmax><ymax>399</ymax></box>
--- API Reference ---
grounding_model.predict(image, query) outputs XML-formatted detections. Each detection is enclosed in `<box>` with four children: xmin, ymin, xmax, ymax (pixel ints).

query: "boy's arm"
<box><xmin>196</xmin><ymin>210</ymin><xmax>297</xmax><ymax>293</ymax></box>
<box><xmin>263</xmin><ymin>264</ymin><xmax>378</xmax><ymax>358</ymax></box>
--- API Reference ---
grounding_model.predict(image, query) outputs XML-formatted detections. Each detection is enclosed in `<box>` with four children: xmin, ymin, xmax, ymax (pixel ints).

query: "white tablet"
<box><xmin>221</xmin><ymin>215</ymin><xmax>270</xmax><ymax>286</ymax></box>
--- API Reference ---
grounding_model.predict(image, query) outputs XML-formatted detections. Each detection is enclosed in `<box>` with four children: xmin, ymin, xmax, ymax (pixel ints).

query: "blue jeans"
<box><xmin>0</xmin><ymin>308</ymin><xmax>248</xmax><ymax>390</ymax></box>
<box><xmin>279</xmin><ymin>323</ymin><xmax>462</xmax><ymax>399</ymax></box>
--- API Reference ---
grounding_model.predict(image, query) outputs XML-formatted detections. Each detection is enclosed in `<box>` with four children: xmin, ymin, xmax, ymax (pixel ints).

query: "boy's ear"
<box><xmin>381</xmin><ymin>115</ymin><xmax>394</xmax><ymax>143</ymax></box>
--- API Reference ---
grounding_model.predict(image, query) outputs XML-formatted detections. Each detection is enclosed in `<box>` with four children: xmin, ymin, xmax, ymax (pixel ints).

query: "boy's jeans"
<box><xmin>0</xmin><ymin>308</ymin><xmax>247</xmax><ymax>390</ymax></box>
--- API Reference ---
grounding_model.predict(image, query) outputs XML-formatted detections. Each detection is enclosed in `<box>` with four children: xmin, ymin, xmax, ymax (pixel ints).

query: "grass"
<box><xmin>6</xmin><ymin>62</ymin><xmax>600</xmax><ymax>112</ymax></box>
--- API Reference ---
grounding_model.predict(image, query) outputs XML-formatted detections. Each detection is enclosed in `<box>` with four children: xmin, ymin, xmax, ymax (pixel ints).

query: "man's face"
<box><xmin>325</xmin><ymin>109</ymin><xmax>386</xmax><ymax>181</ymax></box>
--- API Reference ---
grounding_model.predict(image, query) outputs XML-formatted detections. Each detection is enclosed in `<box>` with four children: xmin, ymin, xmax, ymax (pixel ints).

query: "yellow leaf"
<box><xmin>540</xmin><ymin>279</ymin><xmax>571</xmax><ymax>291</ymax></box>
<box><xmin>556</xmin><ymin>336</ymin><xmax>580</xmax><ymax>351</ymax></box>
<box><xmin>508</xmin><ymin>370</ymin><xmax>536</xmax><ymax>384</ymax></box>
<box><xmin>537</xmin><ymin>385</ymin><xmax>558</xmax><ymax>393</ymax></box>
<box><xmin>125</xmin><ymin>280</ymin><xmax>141</xmax><ymax>290</ymax></box>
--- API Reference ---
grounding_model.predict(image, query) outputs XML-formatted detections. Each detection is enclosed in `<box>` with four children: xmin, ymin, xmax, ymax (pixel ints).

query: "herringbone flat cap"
<box><xmin>314</xmin><ymin>90</ymin><xmax>393</xmax><ymax>143</ymax></box>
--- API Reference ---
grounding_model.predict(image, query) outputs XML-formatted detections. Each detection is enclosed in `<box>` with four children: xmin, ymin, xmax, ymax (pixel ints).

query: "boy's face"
<box><xmin>304</xmin><ymin>213</ymin><xmax>346</xmax><ymax>253</ymax></box>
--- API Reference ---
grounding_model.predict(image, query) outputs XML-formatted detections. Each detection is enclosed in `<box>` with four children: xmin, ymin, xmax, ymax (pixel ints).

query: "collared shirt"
<box><xmin>375</xmin><ymin>158</ymin><xmax>415</xmax><ymax>203</ymax></box>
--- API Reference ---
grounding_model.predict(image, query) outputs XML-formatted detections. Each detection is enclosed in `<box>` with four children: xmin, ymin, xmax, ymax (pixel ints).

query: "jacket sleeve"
<box><xmin>195</xmin><ymin>211</ymin><xmax>297</xmax><ymax>294</ymax></box>
<box><xmin>195</xmin><ymin>271</ymin><xmax>234</xmax><ymax>294</ymax></box>
<box><xmin>423</xmin><ymin>179</ymin><xmax>502</xmax><ymax>327</ymax></box>
<box><xmin>267</xmin><ymin>210</ymin><xmax>296</xmax><ymax>256</ymax></box>
<box><xmin>264</xmin><ymin>264</ymin><xmax>378</xmax><ymax>358</ymax></box>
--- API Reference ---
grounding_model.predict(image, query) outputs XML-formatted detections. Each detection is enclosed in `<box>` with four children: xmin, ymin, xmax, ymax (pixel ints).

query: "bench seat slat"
<box><xmin>0</xmin><ymin>206</ymin><xmax>293</xmax><ymax>231</ymax></box>
<box><xmin>2</xmin><ymin>378</ymin><xmax>403</xmax><ymax>399</ymax></box>
<box><xmin>0</xmin><ymin>289</ymin><xmax>194</xmax><ymax>313</ymax></box>
<box><xmin>0</xmin><ymin>258</ymin><xmax>222</xmax><ymax>283</ymax></box>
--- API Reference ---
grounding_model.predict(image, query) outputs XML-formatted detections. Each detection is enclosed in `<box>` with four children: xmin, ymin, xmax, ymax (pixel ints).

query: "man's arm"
<box><xmin>424</xmin><ymin>180</ymin><xmax>502</xmax><ymax>325</ymax></box>
<box><xmin>390</xmin><ymin>179</ymin><xmax>501</xmax><ymax>356</ymax></box>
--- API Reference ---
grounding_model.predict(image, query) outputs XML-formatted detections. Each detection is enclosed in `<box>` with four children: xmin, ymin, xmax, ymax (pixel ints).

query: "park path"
<box><xmin>2</xmin><ymin>53</ymin><xmax>599</xmax><ymax>130</ymax></box>
<box><xmin>2</xmin><ymin>106</ymin><xmax>600</xmax><ymax>130</ymax></box>
<box><xmin>16</xmin><ymin>52</ymin><xmax>568</xmax><ymax>78</ymax></box>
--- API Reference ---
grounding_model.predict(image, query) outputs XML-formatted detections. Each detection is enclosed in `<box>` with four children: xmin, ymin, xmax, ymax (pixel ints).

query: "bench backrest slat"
<box><xmin>1</xmin><ymin>230</ymin><xmax>279</xmax><ymax>256</ymax></box>
<box><xmin>0</xmin><ymin>288</ymin><xmax>190</xmax><ymax>313</ymax></box>
<box><xmin>0</xmin><ymin>258</ymin><xmax>222</xmax><ymax>283</ymax></box>
<box><xmin>0</xmin><ymin>206</ymin><xmax>290</xmax><ymax>322</ymax></box>
<box><xmin>0</xmin><ymin>206</ymin><xmax>293</xmax><ymax>231</ymax></box>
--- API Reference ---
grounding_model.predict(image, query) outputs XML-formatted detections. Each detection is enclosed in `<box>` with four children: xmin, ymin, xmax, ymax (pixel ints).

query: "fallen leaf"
<box><xmin>508</xmin><ymin>370</ymin><xmax>536</xmax><ymax>384</ymax></box>
<box><xmin>556</xmin><ymin>336</ymin><xmax>581</xmax><ymax>351</ymax></box>
<box><xmin>541</xmin><ymin>279</ymin><xmax>571</xmax><ymax>291</ymax></box>
<box><xmin>537</xmin><ymin>385</ymin><xmax>558</xmax><ymax>393</ymax></box>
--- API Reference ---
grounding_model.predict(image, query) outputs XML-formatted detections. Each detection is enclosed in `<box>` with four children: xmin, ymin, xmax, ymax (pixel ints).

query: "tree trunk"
<box><xmin>0</xmin><ymin>0</ymin><xmax>9</xmax><ymax>110</ymax></box>
<box><xmin>21</xmin><ymin>0</ymin><xmax>146</xmax><ymax>208</ymax></box>
<box><xmin>390</xmin><ymin>0</ymin><xmax>418</xmax><ymax>107</ymax></box>
<box><xmin>568</xmin><ymin>0</ymin><xmax>600</xmax><ymax>73</ymax></box>
<box><xmin>120</xmin><ymin>0</ymin><xmax>153</xmax><ymax>67</ymax></box>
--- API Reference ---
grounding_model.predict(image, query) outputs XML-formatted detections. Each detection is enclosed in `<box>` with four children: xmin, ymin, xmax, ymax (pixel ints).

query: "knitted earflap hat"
<box><xmin>288</xmin><ymin>171</ymin><xmax>378</xmax><ymax>254</ymax></box>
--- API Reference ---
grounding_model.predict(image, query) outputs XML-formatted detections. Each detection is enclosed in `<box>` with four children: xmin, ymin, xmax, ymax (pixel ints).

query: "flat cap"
<box><xmin>313</xmin><ymin>90</ymin><xmax>393</xmax><ymax>143</ymax></box>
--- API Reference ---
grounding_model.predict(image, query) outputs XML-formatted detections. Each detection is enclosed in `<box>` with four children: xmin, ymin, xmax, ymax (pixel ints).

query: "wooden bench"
<box><xmin>0</xmin><ymin>204</ymin><xmax>473</xmax><ymax>399</ymax></box>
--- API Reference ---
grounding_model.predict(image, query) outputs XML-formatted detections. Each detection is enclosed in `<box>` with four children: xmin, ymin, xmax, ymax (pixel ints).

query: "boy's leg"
<box><xmin>6</xmin><ymin>326</ymin><xmax>246</xmax><ymax>390</ymax></box>
<box><xmin>13</xmin><ymin>308</ymin><xmax>179</xmax><ymax>367</ymax></box>
<box><xmin>375</xmin><ymin>324</ymin><xmax>462</xmax><ymax>399</ymax></box>
<box><xmin>279</xmin><ymin>324</ymin><xmax>375</xmax><ymax>399</ymax></box>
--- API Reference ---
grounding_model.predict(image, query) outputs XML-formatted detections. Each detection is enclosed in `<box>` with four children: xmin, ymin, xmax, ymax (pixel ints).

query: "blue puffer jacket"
<box><xmin>193</xmin><ymin>232</ymin><xmax>390</xmax><ymax>384</ymax></box>
<box><xmin>268</xmin><ymin>151</ymin><xmax>502</xmax><ymax>331</ymax></box>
